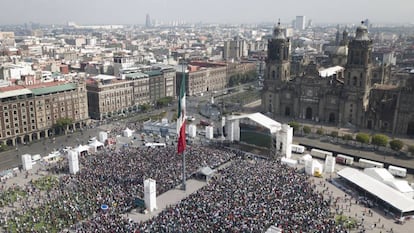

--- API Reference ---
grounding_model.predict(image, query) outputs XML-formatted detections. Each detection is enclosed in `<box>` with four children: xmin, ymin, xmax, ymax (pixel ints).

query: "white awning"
<box><xmin>338</xmin><ymin>167</ymin><xmax>414</xmax><ymax>213</ymax></box>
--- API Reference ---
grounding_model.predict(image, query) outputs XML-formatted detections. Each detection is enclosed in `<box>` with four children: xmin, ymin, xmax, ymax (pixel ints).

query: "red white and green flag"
<box><xmin>177</xmin><ymin>73</ymin><xmax>186</xmax><ymax>154</ymax></box>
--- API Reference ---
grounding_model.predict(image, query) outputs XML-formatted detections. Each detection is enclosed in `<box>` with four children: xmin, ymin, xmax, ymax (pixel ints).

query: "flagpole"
<box><xmin>181</xmin><ymin>62</ymin><xmax>186</xmax><ymax>191</ymax></box>
<box><xmin>182</xmin><ymin>150</ymin><xmax>186</xmax><ymax>191</ymax></box>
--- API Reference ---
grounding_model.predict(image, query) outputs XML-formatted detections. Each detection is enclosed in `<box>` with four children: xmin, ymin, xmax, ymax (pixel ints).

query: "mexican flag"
<box><xmin>177</xmin><ymin>72</ymin><xmax>186</xmax><ymax>154</ymax></box>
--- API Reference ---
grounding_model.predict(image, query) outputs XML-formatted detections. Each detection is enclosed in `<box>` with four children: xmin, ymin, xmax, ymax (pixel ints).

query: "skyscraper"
<box><xmin>295</xmin><ymin>16</ymin><xmax>306</xmax><ymax>31</ymax></box>
<box><xmin>145</xmin><ymin>14</ymin><xmax>152</xmax><ymax>28</ymax></box>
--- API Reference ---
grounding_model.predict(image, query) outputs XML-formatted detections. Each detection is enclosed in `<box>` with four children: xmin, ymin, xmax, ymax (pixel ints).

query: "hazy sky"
<box><xmin>1</xmin><ymin>0</ymin><xmax>413</xmax><ymax>25</ymax></box>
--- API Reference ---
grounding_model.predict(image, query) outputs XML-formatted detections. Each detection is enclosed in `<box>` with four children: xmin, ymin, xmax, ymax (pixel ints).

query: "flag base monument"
<box><xmin>144</xmin><ymin>178</ymin><xmax>157</xmax><ymax>212</ymax></box>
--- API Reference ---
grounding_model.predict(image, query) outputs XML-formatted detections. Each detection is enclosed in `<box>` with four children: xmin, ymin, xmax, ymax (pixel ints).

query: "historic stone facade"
<box><xmin>262</xmin><ymin>22</ymin><xmax>414</xmax><ymax>136</ymax></box>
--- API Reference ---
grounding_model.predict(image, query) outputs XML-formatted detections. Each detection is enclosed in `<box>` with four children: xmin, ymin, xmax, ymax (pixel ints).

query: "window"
<box><xmin>272</xmin><ymin>70</ymin><xmax>276</xmax><ymax>79</ymax></box>
<box><xmin>353</xmin><ymin>76</ymin><xmax>357</xmax><ymax>86</ymax></box>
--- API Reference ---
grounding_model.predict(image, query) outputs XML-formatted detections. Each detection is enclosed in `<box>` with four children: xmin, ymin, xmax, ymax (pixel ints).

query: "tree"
<box><xmin>288</xmin><ymin>121</ymin><xmax>300</xmax><ymax>135</ymax></box>
<box><xmin>139</xmin><ymin>103</ymin><xmax>151</xmax><ymax>112</ymax></box>
<box><xmin>0</xmin><ymin>144</ymin><xmax>8</xmax><ymax>152</ymax></box>
<box><xmin>316</xmin><ymin>128</ymin><xmax>324</xmax><ymax>135</ymax></box>
<box><xmin>408</xmin><ymin>145</ymin><xmax>414</xmax><ymax>155</ymax></box>
<box><xmin>371</xmin><ymin>134</ymin><xmax>388</xmax><ymax>147</ymax></box>
<box><xmin>54</xmin><ymin>118</ymin><xmax>73</xmax><ymax>135</ymax></box>
<box><xmin>330</xmin><ymin>131</ymin><xmax>339</xmax><ymax>138</ymax></box>
<box><xmin>389</xmin><ymin>139</ymin><xmax>404</xmax><ymax>151</ymax></box>
<box><xmin>355</xmin><ymin>133</ymin><xmax>370</xmax><ymax>144</ymax></box>
<box><xmin>303</xmin><ymin>126</ymin><xmax>311</xmax><ymax>134</ymax></box>
<box><xmin>156</xmin><ymin>96</ymin><xmax>173</xmax><ymax>108</ymax></box>
<box><xmin>342</xmin><ymin>134</ymin><xmax>353</xmax><ymax>141</ymax></box>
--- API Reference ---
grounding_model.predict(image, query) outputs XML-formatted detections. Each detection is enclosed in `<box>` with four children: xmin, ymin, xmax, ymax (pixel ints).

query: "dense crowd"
<box><xmin>135</xmin><ymin>158</ymin><xmax>345</xmax><ymax>233</ymax></box>
<box><xmin>1</xmin><ymin>137</ymin><xmax>348</xmax><ymax>232</ymax></box>
<box><xmin>0</xmin><ymin>144</ymin><xmax>236</xmax><ymax>232</ymax></box>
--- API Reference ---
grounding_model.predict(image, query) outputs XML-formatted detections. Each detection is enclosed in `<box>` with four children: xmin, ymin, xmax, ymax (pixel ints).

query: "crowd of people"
<box><xmin>0</xmin><ymin>121</ymin><xmax>351</xmax><ymax>232</ymax></box>
<box><xmin>0</xmin><ymin>144</ymin><xmax>236</xmax><ymax>232</ymax></box>
<box><xmin>135</xmin><ymin>158</ymin><xmax>345</xmax><ymax>232</ymax></box>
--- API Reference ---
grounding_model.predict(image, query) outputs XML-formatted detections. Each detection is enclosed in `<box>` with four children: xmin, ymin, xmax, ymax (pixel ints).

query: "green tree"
<box><xmin>356</xmin><ymin>133</ymin><xmax>370</xmax><ymax>144</ymax></box>
<box><xmin>288</xmin><ymin>121</ymin><xmax>300</xmax><ymax>135</ymax></box>
<box><xmin>389</xmin><ymin>139</ymin><xmax>404</xmax><ymax>151</ymax></box>
<box><xmin>408</xmin><ymin>145</ymin><xmax>414</xmax><ymax>155</ymax></box>
<box><xmin>303</xmin><ymin>126</ymin><xmax>311</xmax><ymax>134</ymax></box>
<box><xmin>156</xmin><ymin>96</ymin><xmax>173</xmax><ymax>108</ymax></box>
<box><xmin>0</xmin><ymin>144</ymin><xmax>8</xmax><ymax>152</ymax></box>
<box><xmin>316</xmin><ymin>128</ymin><xmax>324</xmax><ymax>135</ymax></box>
<box><xmin>139</xmin><ymin>103</ymin><xmax>151</xmax><ymax>112</ymax></box>
<box><xmin>342</xmin><ymin>134</ymin><xmax>353</xmax><ymax>141</ymax></box>
<box><xmin>371</xmin><ymin>134</ymin><xmax>389</xmax><ymax>147</ymax></box>
<box><xmin>330</xmin><ymin>131</ymin><xmax>339</xmax><ymax>138</ymax></box>
<box><xmin>54</xmin><ymin>118</ymin><xmax>73</xmax><ymax>135</ymax></box>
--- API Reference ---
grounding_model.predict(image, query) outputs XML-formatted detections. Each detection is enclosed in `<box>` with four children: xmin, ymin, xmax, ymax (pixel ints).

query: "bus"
<box><xmin>387</xmin><ymin>165</ymin><xmax>407</xmax><ymax>177</ymax></box>
<box><xmin>291</xmin><ymin>144</ymin><xmax>305</xmax><ymax>154</ymax></box>
<box><xmin>310</xmin><ymin>148</ymin><xmax>333</xmax><ymax>160</ymax></box>
<box><xmin>335</xmin><ymin>154</ymin><xmax>354</xmax><ymax>166</ymax></box>
<box><xmin>357</xmin><ymin>158</ymin><xmax>384</xmax><ymax>168</ymax></box>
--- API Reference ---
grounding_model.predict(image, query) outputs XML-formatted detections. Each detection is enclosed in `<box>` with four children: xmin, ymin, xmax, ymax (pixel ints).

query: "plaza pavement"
<box><xmin>122</xmin><ymin>179</ymin><xmax>207</xmax><ymax>223</ymax></box>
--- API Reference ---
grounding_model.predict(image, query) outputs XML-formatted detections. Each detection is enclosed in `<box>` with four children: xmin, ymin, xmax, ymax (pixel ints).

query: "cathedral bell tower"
<box><xmin>342</xmin><ymin>21</ymin><xmax>373</xmax><ymax>126</ymax></box>
<box><xmin>265</xmin><ymin>21</ymin><xmax>290</xmax><ymax>85</ymax></box>
<box><xmin>262</xmin><ymin>20</ymin><xmax>291</xmax><ymax>115</ymax></box>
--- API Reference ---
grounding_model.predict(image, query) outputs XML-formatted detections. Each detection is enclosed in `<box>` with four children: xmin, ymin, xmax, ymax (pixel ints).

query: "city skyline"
<box><xmin>0</xmin><ymin>0</ymin><xmax>413</xmax><ymax>25</ymax></box>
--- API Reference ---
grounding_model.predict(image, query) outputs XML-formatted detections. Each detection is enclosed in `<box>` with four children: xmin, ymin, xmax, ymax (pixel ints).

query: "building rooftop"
<box><xmin>145</xmin><ymin>70</ymin><xmax>162</xmax><ymax>77</ymax></box>
<box><xmin>0</xmin><ymin>88</ymin><xmax>32</xmax><ymax>99</ymax></box>
<box><xmin>319</xmin><ymin>66</ymin><xmax>344</xmax><ymax>77</ymax></box>
<box><xmin>30</xmin><ymin>83</ymin><xmax>77</xmax><ymax>96</ymax></box>
<box><xmin>124</xmin><ymin>72</ymin><xmax>149</xmax><ymax>80</ymax></box>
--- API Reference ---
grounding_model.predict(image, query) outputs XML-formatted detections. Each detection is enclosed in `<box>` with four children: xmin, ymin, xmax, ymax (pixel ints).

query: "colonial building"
<box><xmin>86</xmin><ymin>75</ymin><xmax>138</xmax><ymax>120</ymax></box>
<box><xmin>0</xmin><ymin>81</ymin><xmax>89</xmax><ymax>146</ymax></box>
<box><xmin>86</xmin><ymin>67</ymin><xmax>176</xmax><ymax>120</ymax></box>
<box><xmin>262</xmin><ymin>22</ymin><xmax>414</xmax><ymax>136</ymax></box>
<box><xmin>176</xmin><ymin>61</ymin><xmax>256</xmax><ymax>96</ymax></box>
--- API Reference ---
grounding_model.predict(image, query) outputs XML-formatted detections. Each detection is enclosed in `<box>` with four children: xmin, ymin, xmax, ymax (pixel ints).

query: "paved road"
<box><xmin>0</xmin><ymin>126</ymin><xmax>108</xmax><ymax>171</ymax></box>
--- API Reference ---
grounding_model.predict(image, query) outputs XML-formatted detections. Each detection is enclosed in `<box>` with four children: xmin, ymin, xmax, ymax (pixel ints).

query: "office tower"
<box><xmin>295</xmin><ymin>16</ymin><xmax>306</xmax><ymax>30</ymax></box>
<box><xmin>145</xmin><ymin>14</ymin><xmax>152</xmax><ymax>28</ymax></box>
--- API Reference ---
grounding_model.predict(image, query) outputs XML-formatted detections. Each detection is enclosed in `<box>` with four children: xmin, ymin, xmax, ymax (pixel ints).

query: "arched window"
<box><xmin>272</xmin><ymin>70</ymin><xmax>276</xmax><ymax>79</ymax></box>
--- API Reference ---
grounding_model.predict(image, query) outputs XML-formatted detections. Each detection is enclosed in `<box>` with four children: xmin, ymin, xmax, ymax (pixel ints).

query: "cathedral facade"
<box><xmin>262</xmin><ymin>23</ymin><xmax>414</xmax><ymax>136</ymax></box>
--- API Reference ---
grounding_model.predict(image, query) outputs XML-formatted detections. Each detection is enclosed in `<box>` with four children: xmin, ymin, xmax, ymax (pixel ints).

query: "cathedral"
<box><xmin>262</xmin><ymin>22</ymin><xmax>414</xmax><ymax>136</ymax></box>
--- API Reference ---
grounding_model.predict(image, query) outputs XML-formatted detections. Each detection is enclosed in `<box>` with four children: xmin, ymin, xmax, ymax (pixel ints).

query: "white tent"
<box><xmin>123</xmin><ymin>128</ymin><xmax>134</xmax><ymax>137</ymax></box>
<box><xmin>305</xmin><ymin>159</ymin><xmax>323</xmax><ymax>176</ymax></box>
<box><xmin>74</xmin><ymin>145</ymin><xmax>89</xmax><ymax>156</ymax></box>
<box><xmin>364</xmin><ymin>168</ymin><xmax>394</xmax><ymax>182</ymax></box>
<box><xmin>281</xmin><ymin>157</ymin><xmax>298</xmax><ymax>168</ymax></box>
<box><xmin>89</xmin><ymin>140</ymin><xmax>104</xmax><ymax>153</ymax></box>
<box><xmin>188</xmin><ymin>124</ymin><xmax>197</xmax><ymax>138</ymax></box>
<box><xmin>99</xmin><ymin>131</ymin><xmax>108</xmax><ymax>143</ymax></box>
<box><xmin>364</xmin><ymin>168</ymin><xmax>414</xmax><ymax>198</ymax></box>
<box><xmin>43</xmin><ymin>151</ymin><xmax>62</xmax><ymax>164</ymax></box>
<box><xmin>22</xmin><ymin>154</ymin><xmax>32</xmax><ymax>171</ymax></box>
<box><xmin>299</xmin><ymin>154</ymin><xmax>312</xmax><ymax>164</ymax></box>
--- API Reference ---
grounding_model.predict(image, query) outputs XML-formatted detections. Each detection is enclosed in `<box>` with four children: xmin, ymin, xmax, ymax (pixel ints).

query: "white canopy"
<box><xmin>299</xmin><ymin>154</ymin><xmax>312</xmax><ymax>164</ymax></box>
<box><xmin>338</xmin><ymin>167</ymin><xmax>414</xmax><ymax>214</ymax></box>
<box><xmin>123</xmin><ymin>128</ymin><xmax>134</xmax><ymax>137</ymax></box>
<box><xmin>74</xmin><ymin>144</ymin><xmax>89</xmax><ymax>153</ymax></box>
<box><xmin>89</xmin><ymin>140</ymin><xmax>104</xmax><ymax>148</ymax></box>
